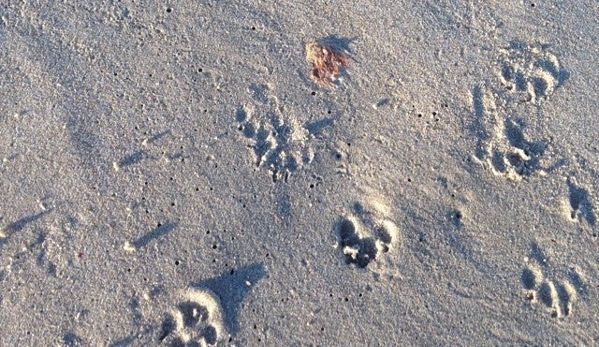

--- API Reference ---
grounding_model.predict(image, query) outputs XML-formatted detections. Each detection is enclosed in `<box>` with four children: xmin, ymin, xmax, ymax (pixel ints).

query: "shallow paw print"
<box><xmin>335</xmin><ymin>201</ymin><xmax>400</xmax><ymax>269</ymax></box>
<box><xmin>159</xmin><ymin>289</ymin><xmax>227</xmax><ymax>346</ymax></box>
<box><xmin>235</xmin><ymin>106</ymin><xmax>314</xmax><ymax>182</ymax></box>
<box><xmin>521</xmin><ymin>261</ymin><xmax>579</xmax><ymax>319</ymax></box>
<box><xmin>497</xmin><ymin>41</ymin><xmax>568</xmax><ymax>103</ymax></box>
<box><xmin>471</xmin><ymin>86</ymin><xmax>547</xmax><ymax>181</ymax></box>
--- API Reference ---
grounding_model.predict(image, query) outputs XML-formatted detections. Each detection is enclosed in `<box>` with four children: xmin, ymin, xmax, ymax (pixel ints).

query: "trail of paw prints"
<box><xmin>158</xmin><ymin>288</ymin><xmax>227</xmax><ymax>347</ymax></box>
<box><xmin>469</xmin><ymin>40</ymin><xmax>568</xmax><ymax>179</ymax></box>
<box><xmin>471</xmin><ymin>86</ymin><xmax>547</xmax><ymax>181</ymax></box>
<box><xmin>335</xmin><ymin>197</ymin><xmax>400</xmax><ymax>269</ymax></box>
<box><xmin>235</xmin><ymin>105</ymin><xmax>314</xmax><ymax>182</ymax></box>
<box><xmin>520</xmin><ymin>250</ymin><xmax>584</xmax><ymax>319</ymax></box>
<box><xmin>497</xmin><ymin>41</ymin><xmax>568</xmax><ymax>104</ymax></box>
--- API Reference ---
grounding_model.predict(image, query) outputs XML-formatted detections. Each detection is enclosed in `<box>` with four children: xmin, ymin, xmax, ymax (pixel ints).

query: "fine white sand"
<box><xmin>0</xmin><ymin>1</ymin><xmax>598</xmax><ymax>346</ymax></box>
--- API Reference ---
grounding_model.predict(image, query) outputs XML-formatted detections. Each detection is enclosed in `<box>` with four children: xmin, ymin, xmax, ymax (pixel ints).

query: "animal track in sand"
<box><xmin>471</xmin><ymin>86</ymin><xmax>547</xmax><ymax>181</ymax></box>
<box><xmin>497</xmin><ymin>41</ymin><xmax>568</xmax><ymax>104</ymax></box>
<box><xmin>335</xmin><ymin>196</ymin><xmax>400</xmax><ymax>269</ymax></box>
<box><xmin>235</xmin><ymin>105</ymin><xmax>315</xmax><ymax>183</ymax></box>
<box><xmin>470</xmin><ymin>41</ymin><xmax>568</xmax><ymax>180</ymax></box>
<box><xmin>520</xmin><ymin>244</ymin><xmax>585</xmax><ymax>319</ymax></box>
<box><xmin>158</xmin><ymin>288</ymin><xmax>227</xmax><ymax>347</ymax></box>
<box><xmin>559</xmin><ymin>179</ymin><xmax>596</xmax><ymax>227</ymax></box>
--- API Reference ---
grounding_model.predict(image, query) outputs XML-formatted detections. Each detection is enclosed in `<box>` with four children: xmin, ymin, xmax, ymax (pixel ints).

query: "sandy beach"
<box><xmin>0</xmin><ymin>1</ymin><xmax>598</xmax><ymax>346</ymax></box>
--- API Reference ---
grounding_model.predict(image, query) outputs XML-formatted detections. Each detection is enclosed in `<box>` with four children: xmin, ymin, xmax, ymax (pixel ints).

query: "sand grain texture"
<box><xmin>0</xmin><ymin>1</ymin><xmax>598</xmax><ymax>346</ymax></box>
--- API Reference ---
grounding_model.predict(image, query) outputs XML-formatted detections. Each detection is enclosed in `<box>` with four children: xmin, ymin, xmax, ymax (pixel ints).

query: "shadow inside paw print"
<box><xmin>338</xmin><ymin>218</ymin><xmax>378</xmax><ymax>268</ymax></box>
<box><xmin>470</xmin><ymin>85</ymin><xmax>551</xmax><ymax>181</ymax></box>
<box><xmin>500</xmin><ymin>118</ymin><xmax>547</xmax><ymax>177</ymax></box>
<box><xmin>498</xmin><ymin>41</ymin><xmax>569</xmax><ymax>103</ymax></box>
<box><xmin>159</xmin><ymin>289</ymin><xmax>226</xmax><ymax>346</ymax></box>
<box><xmin>566</xmin><ymin>180</ymin><xmax>596</xmax><ymax>226</ymax></box>
<box><xmin>520</xmin><ymin>243</ymin><xmax>581</xmax><ymax>319</ymax></box>
<box><xmin>336</xmin><ymin>216</ymin><xmax>395</xmax><ymax>269</ymax></box>
<box><xmin>178</xmin><ymin>301</ymin><xmax>209</xmax><ymax>328</ymax></box>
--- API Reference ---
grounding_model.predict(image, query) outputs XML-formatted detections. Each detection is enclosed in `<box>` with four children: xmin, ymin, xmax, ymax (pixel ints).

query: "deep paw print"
<box><xmin>485</xmin><ymin>117</ymin><xmax>546</xmax><ymax>181</ymax></box>
<box><xmin>235</xmin><ymin>106</ymin><xmax>314</xmax><ymax>182</ymax></box>
<box><xmin>335</xmin><ymin>200</ymin><xmax>400</xmax><ymax>269</ymax></box>
<box><xmin>497</xmin><ymin>41</ymin><xmax>568</xmax><ymax>104</ymax></box>
<box><xmin>520</xmin><ymin>250</ymin><xmax>582</xmax><ymax>319</ymax></box>
<box><xmin>159</xmin><ymin>288</ymin><xmax>227</xmax><ymax>346</ymax></box>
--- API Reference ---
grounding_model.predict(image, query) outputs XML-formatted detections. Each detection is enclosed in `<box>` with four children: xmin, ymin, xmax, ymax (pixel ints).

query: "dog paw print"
<box><xmin>471</xmin><ymin>86</ymin><xmax>547</xmax><ymax>181</ymax></box>
<box><xmin>486</xmin><ymin>117</ymin><xmax>546</xmax><ymax>181</ymax></box>
<box><xmin>159</xmin><ymin>288</ymin><xmax>227</xmax><ymax>346</ymax></box>
<box><xmin>235</xmin><ymin>106</ymin><xmax>314</xmax><ymax>182</ymax></box>
<box><xmin>497</xmin><ymin>41</ymin><xmax>568</xmax><ymax>104</ymax></box>
<box><xmin>521</xmin><ymin>261</ymin><xmax>579</xmax><ymax>319</ymax></box>
<box><xmin>335</xmin><ymin>200</ymin><xmax>400</xmax><ymax>269</ymax></box>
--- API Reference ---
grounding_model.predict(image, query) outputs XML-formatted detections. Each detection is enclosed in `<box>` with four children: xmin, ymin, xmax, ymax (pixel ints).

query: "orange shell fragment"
<box><xmin>305</xmin><ymin>41</ymin><xmax>350</xmax><ymax>86</ymax></box>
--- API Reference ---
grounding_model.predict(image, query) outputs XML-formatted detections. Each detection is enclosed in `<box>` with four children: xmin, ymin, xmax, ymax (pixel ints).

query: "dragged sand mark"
<box><xmin>0</xmin><ymin>208</ymin><xmax>57</xmax><ymax>280</ymax></box>
<box><xmin>521</xmin><ymin>244</ymin><xmax>582</xmax><ymax>319</ymax></box>
<box><xmin>159</xmin><ymin>288</ymin><xmax>227</xmax><ymax>347</ymax></box>
<box><xmin>335</xmin><ymin>194</ymin><xmax>400</xmax><ymax>270</ymax></box>
<box><xmin>1</xmin><ymin>209</ymin><xmax>53</xmax><ymax>240</ymax></box>
<box><xmin>124</xmin><ymin>222</ymin><xmax>178</xmax><ymax>252</ymax></box>
<box><xmin>470</xmin><ymin>86</ymin><xmax>547</xmax><ymax>181</ymax></box>
<box><xmin>112</xmin><ymin>129</ymin><xmax>179</xmax><ymax>172</ymax></box>
<box><xmin>559</xmin><ymin>179</ymin><xmax>596</xmax><ymax>226</ymax></box>
<box><xmin>496</xmin><ymin>41</ymin><xmax>569</xmax><ymax>104</ymax></box>
<box><xmin>235</xmin><ymin>104</ymin><xmax>315</xmax><ymax>182</ymax></box>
